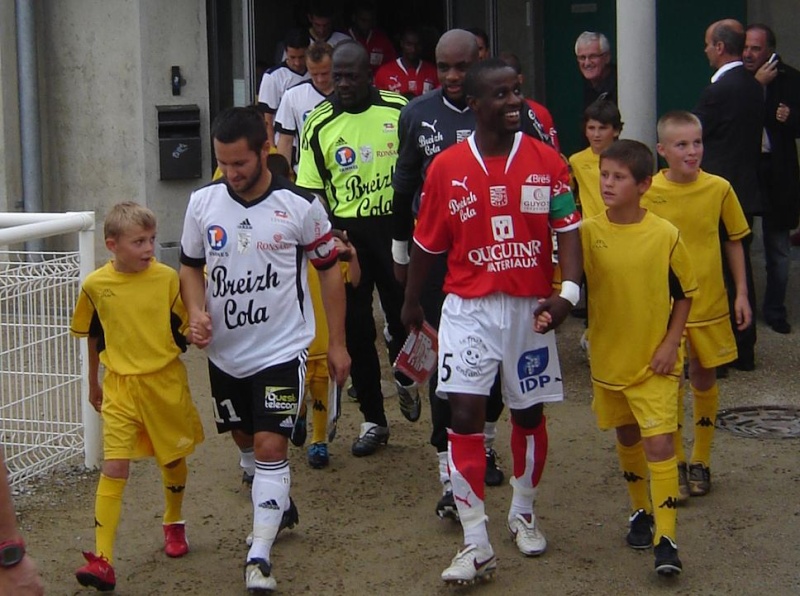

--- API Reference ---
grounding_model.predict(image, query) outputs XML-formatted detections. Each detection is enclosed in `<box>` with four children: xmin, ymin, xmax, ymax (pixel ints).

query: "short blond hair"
<box><xmin>104</xmin><ymin>201</ymin><xmax>157</xmax><ymax>239</ymax></box>
<box><xmin>657</xmin><ymin>110</ymin><xmax>702</xmax><ymax>142</ymax></box>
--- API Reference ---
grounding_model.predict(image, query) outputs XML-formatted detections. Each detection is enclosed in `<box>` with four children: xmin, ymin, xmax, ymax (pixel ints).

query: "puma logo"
<box><xmin>421</xmin><ymin>119</ymin><xmax>438</xmax><ymax>133</ymax></box>
<box><xmin>454</xmin><ymin>493</ymin><xmax>472</xmax><ymax>508</ymax></box>
<box><xmin>451</xmin><ymin>176</ymin><xmax>469</xmax><ymax>191</ymax></box>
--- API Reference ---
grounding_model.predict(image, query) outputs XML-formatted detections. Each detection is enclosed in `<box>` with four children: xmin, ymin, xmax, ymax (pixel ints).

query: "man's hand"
<box><xmin>755</xmin><ymin>59</ymin><xmax>779</xmax><ymax>86</ymax></box>
<box><xmin>650</xmin><ymin>339</ymin><xmax>680</xmax><ymax>375</ymax></box>
<box><xmin>532</xmin><ymin>293</ymin><xmax>571</xmax><ymax>334</ymax></box>
<box><xmin>394</xmin><ymin>262</ymin><xmax>408</xmax><ymax>286</ymax></box>
<box><xmin>0</xmin><ymin>555</ymin><xmax>44</xmax><ymax>596</ymax></box>
<box><xmin>327</xmin><ymin>343</ymin><xmax>351</xmax><ymax>387</ymax></box>
<box><xmin>776</xmin><ymin>102</ymin><xmax>791</xmax><ymax>124</ymax></box>
<box><xmin>401</xmin><ymin>299</ymin><xmax>424</xmax><ymax>332</ymax></box>
<box><xmin>188</xmin><ymin>311</ymin><xmax>213</xmax><ymax>349</ymax></box>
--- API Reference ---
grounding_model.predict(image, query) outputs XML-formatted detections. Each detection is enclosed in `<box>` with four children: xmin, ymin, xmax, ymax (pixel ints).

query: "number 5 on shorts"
<box><xmin>441</xmin><ymin>353</ymin><xmax>453</xmax><ymax>382</ymax></box>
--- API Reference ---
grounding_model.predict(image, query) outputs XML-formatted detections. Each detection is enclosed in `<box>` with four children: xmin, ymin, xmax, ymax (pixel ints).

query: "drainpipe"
<box><xmin>16</xmin><ymin>0</ymin><xmax>44</xmax><ymax>252</ymax></box>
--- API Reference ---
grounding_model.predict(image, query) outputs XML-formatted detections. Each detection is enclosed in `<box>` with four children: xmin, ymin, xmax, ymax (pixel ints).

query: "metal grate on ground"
<box><xmin>716</xmin><ymin>405</ymin><xmax>800</xmax><ymax>439</ymax></box>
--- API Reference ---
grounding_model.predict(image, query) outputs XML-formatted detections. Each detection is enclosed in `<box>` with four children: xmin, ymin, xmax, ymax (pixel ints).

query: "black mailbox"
<box><xmin>157</xmin><ymin>104</ymin><xmax>201</xmax><ymax>180</ymax></box>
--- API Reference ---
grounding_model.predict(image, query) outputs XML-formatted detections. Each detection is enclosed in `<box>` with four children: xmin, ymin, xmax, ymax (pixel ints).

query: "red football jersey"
<box><xmin>375</xmin><ymin>58</ymin><xmax>439</xmax><ymax>97</ymax></box>
<box><xmin>414</xmin><ymin>133</ymin><xmax>579</xmax><ymax>299</ymax></box>
<box><xmin>348</xmin><ymin>28</ymin><xmax>397</xmax><ymax>73</ymax></box>
<box><xmin>526</xmin><ymin>99</ymin><xmax>560</xmax><ymax>153</ymax></box>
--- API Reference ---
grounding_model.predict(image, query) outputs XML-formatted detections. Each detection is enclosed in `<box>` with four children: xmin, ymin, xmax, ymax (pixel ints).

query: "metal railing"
<box><xmin>0</xmin><ymin>212</ymin><xmax>100</xmax><ymax>485</ymax></box>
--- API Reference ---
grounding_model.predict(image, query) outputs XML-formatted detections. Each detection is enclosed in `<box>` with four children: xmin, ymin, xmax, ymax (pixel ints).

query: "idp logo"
<box><xmin>335</xmin><ymin>146</ymin><xmax>356</xmax><ymax>167</ymax></box>
<box><xmin>207</xmin><ymin>225</ymin><xmax>228</xmax><ymax>250</ymax></box>
<box><xmin>517</xmin><ymin>347</ymin><xmax>551</xmax><ymax>393</ymax></box>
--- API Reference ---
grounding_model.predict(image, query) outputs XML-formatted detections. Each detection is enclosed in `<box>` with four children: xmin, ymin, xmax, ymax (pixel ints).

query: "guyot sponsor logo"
<box><xmin>517</xmin><ymin>347</ymin><xmax>551</xmax><ymax>393</ymax></box>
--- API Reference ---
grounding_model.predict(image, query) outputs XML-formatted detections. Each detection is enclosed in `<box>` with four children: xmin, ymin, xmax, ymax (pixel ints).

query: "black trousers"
<box><xmin>420</xmin><ymin>254</ymin><xmax>504</xmax><ymax>453</ymax></box>
<box><xmin>722</xmin><ymin>214</ymin><xmax>757</xmax><ymax>366</ymax></box>
<box><xmin>337</xmin><ymin>216</ymin><xmax>408</xmax><ymax>427</ymax></box>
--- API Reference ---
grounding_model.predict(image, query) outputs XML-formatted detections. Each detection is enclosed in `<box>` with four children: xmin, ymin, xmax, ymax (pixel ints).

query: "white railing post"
<box><xmin>77</xmin><ymin>220</ymin><xmax>102</xmax><ymax>470</ymax></box>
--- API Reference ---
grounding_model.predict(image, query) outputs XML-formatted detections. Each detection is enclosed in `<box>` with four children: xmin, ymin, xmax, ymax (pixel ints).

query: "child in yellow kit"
<box><xmin>70</xmin><ymin>202</ymin><xmax>204</xmax><ymax>592</ymax></box>
<box><xmin>569</xmin><ymin>99</ymin><xmax>623</xmax><ymax>220</ymax></box>
<box><xmin>302</xmin><ymin>230</ymin><xmax>361</xmax><ymax>468</ymax></box>
<box><xmin>576</xmin><ymin>140</ymin><xmax>697</xmax><ymax>577</ymax></box>
<box><xmin>642</xmin><ymin>111</ymin><xmax>752</xmax><ymax>499</ymax></box>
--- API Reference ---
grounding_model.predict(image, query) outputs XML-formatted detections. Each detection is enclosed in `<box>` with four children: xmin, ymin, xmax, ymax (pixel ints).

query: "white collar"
<box><xmin>711</xmin><ymin>60</ymin><xmax>743</xmax><ymax>83</ymax></box>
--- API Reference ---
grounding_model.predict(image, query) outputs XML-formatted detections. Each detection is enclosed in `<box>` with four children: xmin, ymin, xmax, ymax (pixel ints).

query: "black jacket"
<box><xmin>762</xmin><ymin>61</ymin><xmax>800</xmax><ymax>228</ymax></box>
<box><xmin>694</xmin><ymin>64</ymin><xmax>765</xmax><ymax>215</ymax></box>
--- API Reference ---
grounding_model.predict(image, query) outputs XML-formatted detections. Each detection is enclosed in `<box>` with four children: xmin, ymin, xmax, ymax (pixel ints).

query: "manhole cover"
<box><xmin>716</xmin><ymin>406</ymin><xmax>800</xmax><ymax>439</ymax></box>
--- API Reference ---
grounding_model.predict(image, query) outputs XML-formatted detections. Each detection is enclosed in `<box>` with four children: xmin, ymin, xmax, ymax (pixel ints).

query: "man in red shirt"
<box><xmin>402</xmin><ymin>58</ymin><xmax>581</xmax><ymax>584</ymax></box>
<box><xmin>375</xmin><ymin>27</ymin><xmax>438</xmax><ymax>99</ymax></box>
<box><xmin>348</xmin><ymin>1</ymin><xmax>396</xmax><ymax>74</ymax></box>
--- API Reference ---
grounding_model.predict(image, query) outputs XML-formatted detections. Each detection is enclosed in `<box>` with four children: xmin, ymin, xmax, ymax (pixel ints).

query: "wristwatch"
<box><xmin>0</xmin><ymin>539</ymin><xmax>25</xmax><ymax>568</ymax></box>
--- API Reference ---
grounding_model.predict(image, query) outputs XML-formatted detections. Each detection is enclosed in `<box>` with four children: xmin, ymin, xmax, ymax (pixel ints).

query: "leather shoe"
<box><xmin>730</xmin><ymin>357</ymin><xmax>755</xmax><ymax>372</ymax></box>
<box><xmin>768</xmin><ymin>319</ymin><xmax>791</xmax><ymax>334</ymax></box>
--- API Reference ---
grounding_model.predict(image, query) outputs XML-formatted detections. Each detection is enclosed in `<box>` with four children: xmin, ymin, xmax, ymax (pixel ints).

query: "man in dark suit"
<box><xmin>694</xmin><ymin>19</ymin><xmax>764</xmax><ymax>370</ymax></box>
<box><xmin>744</xmin><ymin>23</ymin><xmax>800</xmax><ymax>335</ymax></box>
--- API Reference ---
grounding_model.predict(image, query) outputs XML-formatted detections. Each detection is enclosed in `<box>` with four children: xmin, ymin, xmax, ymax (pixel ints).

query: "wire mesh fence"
<box><xmin>0</xmin><ymin>251</ymin><xmax>85</xmax><ymax>484</ymax></box>
<box><xmin>0</xmin><ymin>211</ymin><xmax>98</xmax><ymax>486</ymax></box>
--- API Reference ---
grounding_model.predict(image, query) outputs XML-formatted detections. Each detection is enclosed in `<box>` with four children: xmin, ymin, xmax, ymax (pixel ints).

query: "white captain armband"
<box><xmin>559</xmin><ymin>280</ymin><xmax>581</xmax><ymax>307</ymax></box>
<box><xmin>392</xmin><ymin>240</ymin><xmax>410</xmax><ymax>265</ymax></box>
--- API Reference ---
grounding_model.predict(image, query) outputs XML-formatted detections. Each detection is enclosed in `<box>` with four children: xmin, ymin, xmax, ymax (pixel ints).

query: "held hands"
<box><xmin>188</xmin><ymin>310</ymin><xmax>213</xmax><ymax>349</ymax></box>
<box><xmin>650</xmin><ymin>339</ymin><xmax>680</xmax><ymax>375</ymax></box>
<box><xmin>332</xmin><ymin>230</ymin><xmax>356</xmax><ymax>262</ymax></box>
<box><xmin>532</xmin><ymin>293</ymin><xmax>571</xmax><ymax>334</ymax></box>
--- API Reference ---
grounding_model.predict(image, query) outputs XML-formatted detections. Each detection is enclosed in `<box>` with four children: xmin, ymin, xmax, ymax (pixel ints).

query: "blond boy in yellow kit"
<box><xmin>642</xmin><ymin>111</ymin><xmax>752</xmax><ymax>499</ymax></box>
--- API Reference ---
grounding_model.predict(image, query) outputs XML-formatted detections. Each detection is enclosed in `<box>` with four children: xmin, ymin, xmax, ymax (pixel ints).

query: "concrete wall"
<box><xmin>33</xmin><ymin>0</ymin><xmax>209</xmax><ymax>261</ymax></box>
<box><xmin>748</xmin><ymin>0</ymin><xmax>800</xmax><ymax>66</ymax></box>
<box><xmin>0</xmin><ymin>0</ymin><xmax>21</xmax><ymax>214</ymax></box>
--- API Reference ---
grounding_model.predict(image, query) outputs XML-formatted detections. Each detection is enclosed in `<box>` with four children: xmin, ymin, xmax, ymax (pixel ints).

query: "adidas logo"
<box><xmin>279</xmin><ymin>418</ymin><xmax>294</xmax><ymax>428</ymax></box>
<box><xmin>623</xmin><ymin>471</ymin><xmax>645</xmax><ymax>483</ymax></box>
<box><xmin>238</xmin><ymin>218</ymin><xmax>252</xmax><ymax>230</ymax></box>
<box><xmin>258</xmin><ymin>499</ymin><xmax>281</xmax><ymax>510</ymax></box>
<box><xmin>335</xmin><ymin>136</ymin><xmax>347</xmax><ymax>146</ymax></box>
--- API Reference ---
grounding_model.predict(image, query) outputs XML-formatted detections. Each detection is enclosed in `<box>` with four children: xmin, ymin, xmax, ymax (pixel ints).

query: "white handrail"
<box><xmin>0</xmin><ymin>211</ymin><xmax>95</xmax><ymax>244</ymax></box>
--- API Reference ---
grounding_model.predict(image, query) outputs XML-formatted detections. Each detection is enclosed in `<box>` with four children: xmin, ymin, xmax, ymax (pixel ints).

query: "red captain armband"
<box><xmin>551</xmin><ymin>210</ymin><xmax>581</xmax><ymax>231</ymax></box>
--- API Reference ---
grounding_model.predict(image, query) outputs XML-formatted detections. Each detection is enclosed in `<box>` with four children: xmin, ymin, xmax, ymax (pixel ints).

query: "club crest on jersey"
<box><xmin>360</xmin><ymin>145</ymin><xmax>373</xmax><ymax>163</ymax></box>
<box><xmin>207</xmin><ymin>225</ymin><xmax>228</xmax><ymax>251</ymax></box>
<box><xmin>334</xmin><ymin>146</ymin><xmax>357</xmax><ymax>170</ymax></box>
<box><xmin>521</xmin><ymin>185</ymin><xmax>550</xmax><ymax>214</ymax></box>
<box><xmin>456</xmin><ymin>129</ymin><xmax>472</xmax><ymax>143</ymax></box>
<box><xmin>517</xmin><ymin>347</ymin><xmax>551</xmax><ymax>394</ymax></box>
<box><xmin>491</xmin><ymin>215</ymin><xmax>514</xmax><ymax>242</ymax></box>
<box><xmin>490</xmin><ymin>185</ymin><xmax>508</xmax><ymax>207</ymax></box>
<box><xmin>237</xmin><ymin>232</ymin><xmax>252</xmax><ymax>254</ymax></box>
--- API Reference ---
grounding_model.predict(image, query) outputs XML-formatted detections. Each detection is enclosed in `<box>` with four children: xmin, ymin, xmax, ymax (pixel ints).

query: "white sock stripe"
<box><xmin>255</xmin><ymin>459</ymin><xmax>289</xmax><ymax>472</ymax></box>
